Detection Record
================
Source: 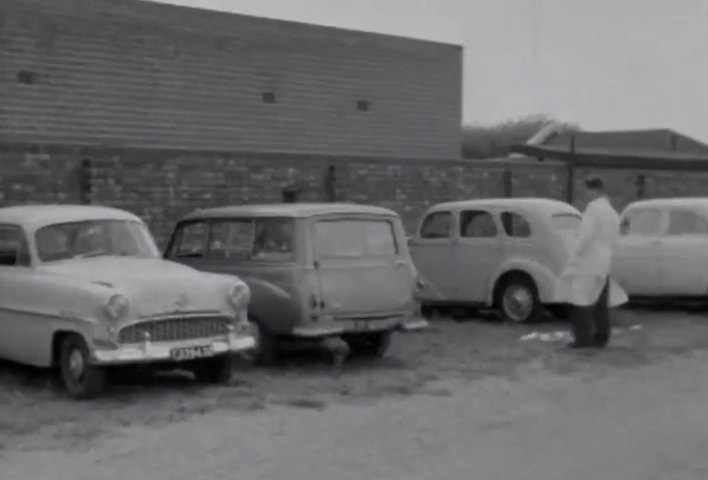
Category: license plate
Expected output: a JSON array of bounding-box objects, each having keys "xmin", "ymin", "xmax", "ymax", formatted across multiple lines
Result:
[{"xmin": 170, "ymin": 345, "xmax": 214, "ymax": 361}]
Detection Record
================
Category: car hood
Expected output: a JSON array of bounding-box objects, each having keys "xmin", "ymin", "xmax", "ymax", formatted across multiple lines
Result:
[{"xmin": 38, "ymin": 257, "xmax": 234, "ymax": 318}]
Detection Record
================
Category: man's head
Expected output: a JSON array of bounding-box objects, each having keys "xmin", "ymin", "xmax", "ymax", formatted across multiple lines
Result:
[{"xmin": 583, "ymin": 176, "xmax": 605, "ymax": 202}]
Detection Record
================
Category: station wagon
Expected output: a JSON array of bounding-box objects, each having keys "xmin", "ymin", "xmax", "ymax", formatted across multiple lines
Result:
[{"xmin": 165, "ymin": 203, "xmax": 428, "ymax": 364}]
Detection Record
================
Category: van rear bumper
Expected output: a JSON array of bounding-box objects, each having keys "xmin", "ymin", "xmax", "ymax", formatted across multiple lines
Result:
[{"xmin": 291, "ymin": 316, "xmax": 428, "ymax": 338}]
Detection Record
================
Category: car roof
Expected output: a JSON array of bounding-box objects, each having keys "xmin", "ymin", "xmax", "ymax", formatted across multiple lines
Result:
[
  {"xmin": 427, "ymin": 197, "xmax": 579, "ymax": 214},
  {"xmin": 180, "ymin": 203, "xmax": 399, "ymax": 220},
  {"xmin": 0, "ymin": 204, "xmax": 143, "ymax": 231},
  {"xmin": 624, "ymin": 197, "xmax": 708, "ymax": 211}
]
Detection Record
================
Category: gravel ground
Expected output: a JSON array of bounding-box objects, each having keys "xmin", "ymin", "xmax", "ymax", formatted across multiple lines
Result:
[{"xmin": 2, "ymin": 304, "xmax": 708, "ymax": 457}]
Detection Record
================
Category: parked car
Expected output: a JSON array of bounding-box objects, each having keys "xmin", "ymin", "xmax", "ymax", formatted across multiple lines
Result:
[
  {"xmin": 0, "ymin": 205, "xmax": 255, "ymax": 399},
  {"xmin": 409, "ymin": 198, "xmax": 582, "ymax": 323},
  {"xmin": 613, "ymin": 197, "xmax": 708, "ymax": 299},
  {"xmin": 165, "ymin": 203, "xmax": 428, "ymax": 364}
]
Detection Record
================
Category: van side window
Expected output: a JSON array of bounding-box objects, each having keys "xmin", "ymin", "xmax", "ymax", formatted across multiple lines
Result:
[
  {"xmin": 0, "ymin": 225, "xmax": 30, "ymax": 267},
  {"xmin": 421, "ymin": 212, "xmax": 452, "ymax": 239},
  {"xmin": 207, "ymin": 218, "xmax": 294, "ymax": 261},
  {"xmin": 620, "ymin": 209, "xmax": 662, "ymax": 236},
  {"xmin": 174, "ymin": 222, "xmax": 207, "ymax": 258},
  {"xmin": 460, "ymin": 210, "xmax": 497, "ymax": 238},
  {"xmin": 500, "ymin": 211, "xmax": 532, "ymax": 238},
  {"xmin": 208, "ymin": 220, "xmax": 254, "ymax": 258},
  {"xmin": 667, "ymin": 209, "xmax": 708, "ymax": 235}
]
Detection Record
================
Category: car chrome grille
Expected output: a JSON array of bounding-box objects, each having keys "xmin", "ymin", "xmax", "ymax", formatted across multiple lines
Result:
[{"xmin": 118, "ymin": 316, "xmax": 230, "ymax": 344}]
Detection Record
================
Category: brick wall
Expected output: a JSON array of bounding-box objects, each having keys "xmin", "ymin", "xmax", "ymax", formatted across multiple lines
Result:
[
  {"xmin": 3, "ymin": 145, "xmax": 708, "ymax": 248},
  {"xmin": 1, "ymin": 0, "xmax": 462, "ymax": 159}
]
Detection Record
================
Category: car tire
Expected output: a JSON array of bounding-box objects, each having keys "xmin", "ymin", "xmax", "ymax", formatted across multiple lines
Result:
[
  {"xmin": 497, "ymin": 273, "xmax": 541, "ymax": 324},
  {"xmin": 59, "ymin": 334, "xmax": 107, "ymax": 400},
  {"xmin": 242, "ymin": 319, "xmax": 277, "ymax": 366},
  {"xmin": 346, "ymin": 331, "xmax": 392, "ymax": 358},
  {"xmin": 193, "ymin": 355, "xmax": 232, "ymax": 384}
]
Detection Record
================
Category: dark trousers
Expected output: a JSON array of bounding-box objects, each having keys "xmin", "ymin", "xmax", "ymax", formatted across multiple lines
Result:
[{"xmin": 570, "ymin": 278, "xmax": 611, "ymax": 348}]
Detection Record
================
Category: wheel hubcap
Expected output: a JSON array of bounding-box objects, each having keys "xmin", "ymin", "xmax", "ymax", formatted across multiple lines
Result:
[
  {"xmin": 68, "ymin": 349, "xmax": 85, "ymax": 381},
  {"xmin": 502, "ymin": 285, "xmax": 533, "ymax": 322}
]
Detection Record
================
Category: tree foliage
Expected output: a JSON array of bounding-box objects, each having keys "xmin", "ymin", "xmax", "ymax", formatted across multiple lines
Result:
[{"xmin": 461, "ymin": 114, "xmax": 580, "ymax": 160}]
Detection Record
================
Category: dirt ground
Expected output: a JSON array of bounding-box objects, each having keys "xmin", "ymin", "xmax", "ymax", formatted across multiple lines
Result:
[{"xmin": 2, "ymin": 304, "xmax": 708, "ymax": 459}]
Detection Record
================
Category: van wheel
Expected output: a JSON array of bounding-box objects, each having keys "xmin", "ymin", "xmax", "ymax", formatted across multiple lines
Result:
[
  {"xmin": 193, "ymin": 355, "xmax": 232, "ymax": 384},
  {"xmin": 497, "ymin": 273, "xmax": 541, "ymax": 324},
  {"xmin": 59, "ymin": 334, "xmax": 107, "ymax": 399},
  {"xmin": 346, "ymin": 332, "xmax": 392, "ymax": 358},
  {"xmin": 242, "ymin": 320, "xmax": 277, "ymax": 366}
]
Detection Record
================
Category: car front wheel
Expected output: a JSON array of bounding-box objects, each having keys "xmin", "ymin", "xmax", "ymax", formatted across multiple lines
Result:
[
  {"xmin": 498, "ymin": 274, "xmax": 540, "ymax": 323},
  {"xmin": 59, "ymin": 334, "xmax": 107, "ymax": 399}
]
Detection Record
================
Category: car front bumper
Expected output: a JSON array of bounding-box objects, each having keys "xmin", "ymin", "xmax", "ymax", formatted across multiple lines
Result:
[
  {"xmin": 90, "ymin": 333, "xmax": 256, "ymax": 365},
  {"xmin": 291, "ymin": 316, "xmax": 428, "ymax": 338}
]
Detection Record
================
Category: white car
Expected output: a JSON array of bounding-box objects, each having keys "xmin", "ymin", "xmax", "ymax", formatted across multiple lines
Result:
[
  {"xmin": 0, "ymin": 205, "xmax": 256, "ymax": 399},
  {"xmin": 613, "ymin": 197, "xmax": 708, "ymax": 299},
  {"xmin": 409, "ymin": 198, "xmax": 582, "ymax": 323}
]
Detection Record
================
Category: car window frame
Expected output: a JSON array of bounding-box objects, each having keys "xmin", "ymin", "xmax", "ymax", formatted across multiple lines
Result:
[
  {"xmin": 666, "ymin": 207, "xmax": 708, "ymax": 237},
  {"xmin": 170, "ymin": 220, "xmax": 209, "ymax": 259},
  {"xmin": 420, "ymin": 211, "xmax": 453, "ymax": 240},
  {"xmin": 620, "ymin": 207, "xmax": 665, "ymax": 238},
  {"xmin": 0, "ymin": 223, "xmax": 32, "ymax": 267},
  {"xmin": 499, "ymin": 210, "xmax": 533, "ymax": 239},
  {"xmin": 459, "ymin": 209, "xmax": 498, "ymax": 239}
]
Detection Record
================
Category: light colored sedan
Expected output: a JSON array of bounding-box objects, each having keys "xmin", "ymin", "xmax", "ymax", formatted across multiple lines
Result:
[
  {"xmin": 613, "ymin": 197, "xmax": 708, "ymax": 299},
  {"xmin": 409, "ymin": 198, "xmax": 582, "ymax": 323},
  {"xmin": 0, "ymin": 205, "xmax": 255, "ymax": 399}
]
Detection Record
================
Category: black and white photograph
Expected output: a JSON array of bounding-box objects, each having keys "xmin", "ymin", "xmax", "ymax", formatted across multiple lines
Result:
[{"xmin": 1, "ymin": 0, "xmax": 708, "ymax": 478}]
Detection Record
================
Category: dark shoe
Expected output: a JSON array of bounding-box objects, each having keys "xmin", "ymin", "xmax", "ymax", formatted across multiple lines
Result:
[{"xmin": 592, "ymin": 335, "xmax": 609, "ymax": 348}]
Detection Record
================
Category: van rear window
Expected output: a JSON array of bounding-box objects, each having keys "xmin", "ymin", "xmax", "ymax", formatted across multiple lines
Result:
[
  {"xmin": 551, "ymin": 213, "xmax": 582, "ymax": 231},
  {"xmin": 314, "ymin": 219, "xmax": 398, "ymax": 258}
]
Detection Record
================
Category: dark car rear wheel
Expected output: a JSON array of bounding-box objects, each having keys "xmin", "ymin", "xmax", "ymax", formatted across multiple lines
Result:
[
  {"xmin": 346, "ymin": 331, "xmax": 393, "ymax": 358},
  {"xmin": 497, "ymin": 273, "xmax": 541, "ymax": 324},
  {"xmin": 192, "ymin": 355, "xmax": 232, "ymax": 384},
  {"xmin": 59, "ymin": 334, "xmax": 107, "ymax": 399}
]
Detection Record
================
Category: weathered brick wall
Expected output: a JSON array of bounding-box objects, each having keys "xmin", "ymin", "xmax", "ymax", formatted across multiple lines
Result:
[
  {"xmin": 1, "ymin": 0, "xmax": 462, "ymax": 158},
  {"xmin": 4, "ymin": 145, "xmax": 708, "ymax": 248}
]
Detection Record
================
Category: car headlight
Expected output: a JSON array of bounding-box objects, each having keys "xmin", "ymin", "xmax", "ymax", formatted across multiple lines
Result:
[
  {"xmin": 229, "ymin": 283, "xmax": 251, "ymax": 310},
  {"xmin": 104, "ymin": 294, "xmax": 130, "ymax": 321}
]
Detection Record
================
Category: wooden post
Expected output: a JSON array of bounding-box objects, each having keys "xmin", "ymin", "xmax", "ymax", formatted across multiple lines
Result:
[
  {"xmin": 503, "ymin": 164, "xmax": 512, "ymax": 198},
  {"xmin": 566, "ymin": 134, "xmax": 576, "ymax": 204}
]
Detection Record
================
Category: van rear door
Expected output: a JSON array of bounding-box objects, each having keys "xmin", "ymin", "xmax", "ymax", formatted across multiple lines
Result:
[{"xmin": 310, "ymin": 214, "xmax": 415, "ymax": 319}]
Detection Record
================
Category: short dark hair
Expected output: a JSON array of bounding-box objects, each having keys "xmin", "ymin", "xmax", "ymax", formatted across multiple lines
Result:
[{"xmin": 584, "ymin": 176, "xmax": 604, "ymax": 190}]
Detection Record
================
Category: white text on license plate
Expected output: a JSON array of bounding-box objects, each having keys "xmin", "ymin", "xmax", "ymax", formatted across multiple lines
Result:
[{"xmin": 170, "ymin": 345, "xmax": 214, "ymax": 361}]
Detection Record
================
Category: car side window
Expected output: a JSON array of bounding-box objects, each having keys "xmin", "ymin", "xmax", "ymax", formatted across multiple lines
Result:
[
  {"xmin": 460, "ymin": 210, "xmax": 497, "ymax": 238},
  {"xmin": 208, "ymin": 220, "xmax": 256, "ymax": 258},
  {"xmin": 667, "ymin": 209, "xmax": 708, "ymax": 236},
  {"xmin": 500, "ymin": 211, "xmax": 532, "ymax": 238},
  {"xmin": 421, "ymin": 212, "xmax": 452, "ymax": 239},
  {"xmin": 620, "ymin": 209, "xmax": 663, "ymax": 237},
  {"xmin": 174, "ymin": 222, "xmax": 207, "ymax": 257},
  {"xmin": 0, "ymin": 225, "xmax": 30, "ymax": 267}
]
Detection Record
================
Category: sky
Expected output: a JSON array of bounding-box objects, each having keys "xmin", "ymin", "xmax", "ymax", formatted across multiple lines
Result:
[{"xmin": 157, "ymin": 0, "xmax": 708, "ymax": 142}]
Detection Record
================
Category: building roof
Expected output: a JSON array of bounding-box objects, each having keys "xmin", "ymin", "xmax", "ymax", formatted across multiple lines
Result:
[
  {"xmin": 510, "ymin": 129, "xmax": 708, "ymax": 170},
  {"xmin": 0, "ymin": 204, "xmax": 142, "ymax": 230},
  {"xmin": 181, "ymin": 203, "xmax": 399, "ymax": 220}
]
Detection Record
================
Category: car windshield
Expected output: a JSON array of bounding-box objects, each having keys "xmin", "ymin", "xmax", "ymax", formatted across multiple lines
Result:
[
  {"xmin": 314, "ymin": 219, "xmax": 398, "ymax": 258},
  {"xmin": 35, "ymin": 220, "xmax": 160, "ymax": 263}
]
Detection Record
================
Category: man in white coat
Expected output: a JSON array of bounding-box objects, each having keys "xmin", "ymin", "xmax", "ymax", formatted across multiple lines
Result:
[{"xmin": 561, "ymin": 176, "xmax": 627, "ymax": 348}]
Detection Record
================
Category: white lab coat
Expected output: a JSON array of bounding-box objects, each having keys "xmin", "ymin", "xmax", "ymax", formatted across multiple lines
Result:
[{"xmin": 557, "ymin": 196, "xmax": 628, "ymax": 307}]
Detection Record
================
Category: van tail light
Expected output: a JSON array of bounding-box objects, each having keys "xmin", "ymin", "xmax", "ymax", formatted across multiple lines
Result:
[{"xmin": 310, "ymin": 293, "xmax": 325, "ymax": 320}]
